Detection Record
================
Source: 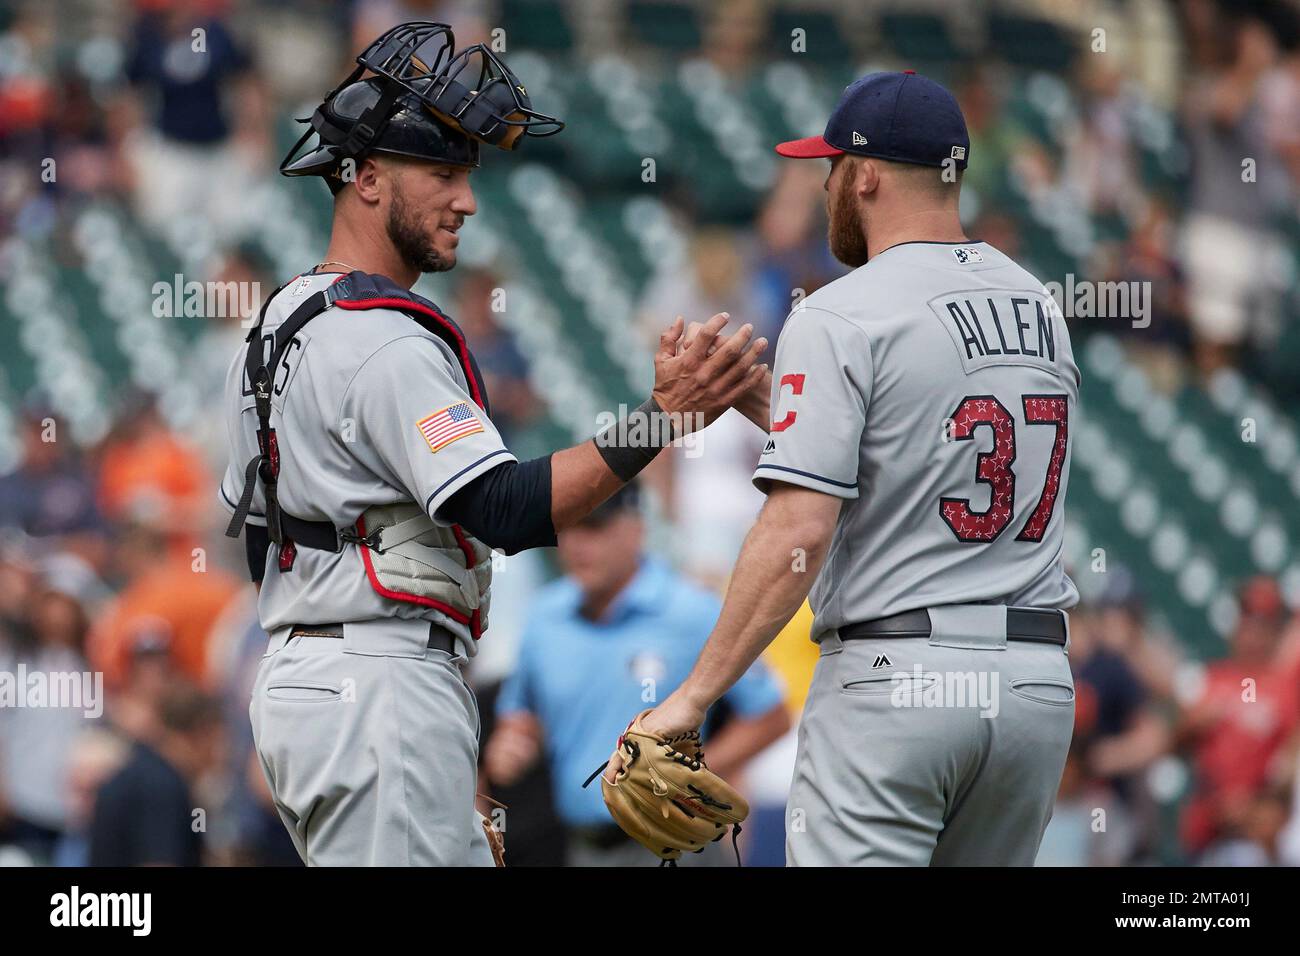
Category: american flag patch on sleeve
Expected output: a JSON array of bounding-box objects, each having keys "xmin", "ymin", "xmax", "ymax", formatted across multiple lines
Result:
[{"xmin": 417, "ymin": 402, "xmax": 485, "ymax": 452}]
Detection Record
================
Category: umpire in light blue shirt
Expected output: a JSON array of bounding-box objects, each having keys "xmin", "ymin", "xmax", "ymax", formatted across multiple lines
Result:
[{"xmin": 486, "ymin": 483, "xmax": 790, "ymax": 866}]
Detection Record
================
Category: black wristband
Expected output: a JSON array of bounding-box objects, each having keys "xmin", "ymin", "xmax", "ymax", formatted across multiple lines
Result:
[{"xmin": 594, "ymin": 397, "xmax": 675, "ymax": 482}]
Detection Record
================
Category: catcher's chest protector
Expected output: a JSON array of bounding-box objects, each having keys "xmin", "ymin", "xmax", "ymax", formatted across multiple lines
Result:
[{"xmin": 226, "ymin": 271, "xmax": 494, "ymax": 638}]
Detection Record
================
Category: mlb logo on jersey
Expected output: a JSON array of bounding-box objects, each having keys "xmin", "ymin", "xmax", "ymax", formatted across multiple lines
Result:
[
  {"xmin": 953, "ymin": 246, "xmax": 983, "ymax": 264},
  {"xmin": 417, "ymin": 402, "xmax": 484, "ymax": 452}
]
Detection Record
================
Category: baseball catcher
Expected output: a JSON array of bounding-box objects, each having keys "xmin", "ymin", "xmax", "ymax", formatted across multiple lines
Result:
[{"xmin": 220, "ymin": 21, "xmax": 770, "ymax": 866}]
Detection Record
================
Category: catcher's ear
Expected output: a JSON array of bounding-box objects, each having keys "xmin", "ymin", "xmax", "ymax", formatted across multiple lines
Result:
[{"xmin": 350, "ymin": 156, "xmax": 385, "ymax": 205}]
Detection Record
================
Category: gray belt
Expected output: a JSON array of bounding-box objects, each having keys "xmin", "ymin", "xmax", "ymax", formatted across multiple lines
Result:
[
  {"xmin": 288, "ymin": 622, "xmax": 457, "ymax": 654},
  {"xmin": 840, "ymin": 607, "xmax": 1067, "ymax": 646}
]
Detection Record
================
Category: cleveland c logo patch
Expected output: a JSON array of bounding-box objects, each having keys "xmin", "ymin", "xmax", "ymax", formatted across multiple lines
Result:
[
  {"xmin": 771, "ymin": 373, "xmax": 805, "ymax": 432},
  {"xmin": 417, "ymin": 402, "xmax": 484, "ymax": 452}
]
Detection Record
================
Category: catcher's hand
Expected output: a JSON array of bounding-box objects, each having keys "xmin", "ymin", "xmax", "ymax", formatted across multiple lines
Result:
[{"xmin": 592, "ymin": 709, "xmax": 749, "ymax": 863}]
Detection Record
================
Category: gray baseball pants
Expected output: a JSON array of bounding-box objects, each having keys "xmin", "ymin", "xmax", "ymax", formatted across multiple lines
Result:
[
  {"xmin": 786, "ymin": 606, "xmax": 1075, "ymax": 866},
  {"xmin": 249, "ymin": 618, "xmax": 494, "ymax": 866}
]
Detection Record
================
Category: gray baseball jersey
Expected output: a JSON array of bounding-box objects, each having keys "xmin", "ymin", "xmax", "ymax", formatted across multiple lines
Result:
[
  {"xmin": 753, "ymin": 240, "xmax": 1079, "ymax": 640},
  {"xmin": 218, "ymin": 272, "xmax": 515, "ymax": 649}
]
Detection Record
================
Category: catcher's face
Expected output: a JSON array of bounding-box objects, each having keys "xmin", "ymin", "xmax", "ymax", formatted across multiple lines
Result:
[{"xmin": 381, "ymin": 157, "xmax": 477, "ymax": 274}]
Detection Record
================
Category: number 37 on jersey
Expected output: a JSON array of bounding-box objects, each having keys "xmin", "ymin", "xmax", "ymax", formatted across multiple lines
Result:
[{"xmin": 939, "ymin": 393, "xmax": 1069, "ymax": 544}]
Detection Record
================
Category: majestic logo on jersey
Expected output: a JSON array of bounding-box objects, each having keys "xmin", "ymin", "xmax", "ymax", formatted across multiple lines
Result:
[
  {"xmin": 851, "ymin": 131, "xmax": 868, "ymax": 146},
  {"xmin": 762, "ymin": 438, "xmax": 776, "ymax": 455},
  {"xmin": 871, "ymin": 654, "xmax": 893, "ymax": 669},
  {"xmin": 417, "ymin": 402, "xmax": 484, "ymax": 452},
  {"xmin": 771, "ymin": 373, "xmax": 805, "ymax": 432},
  {"xmin": 952, "ymin": 246, "xmax": 983, "ymax": 264}
]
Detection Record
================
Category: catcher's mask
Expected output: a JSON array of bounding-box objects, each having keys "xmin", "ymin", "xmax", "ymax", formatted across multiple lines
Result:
[{"xmin": 280, "ymin": 21, "xmax": 563, "ymax": 183}]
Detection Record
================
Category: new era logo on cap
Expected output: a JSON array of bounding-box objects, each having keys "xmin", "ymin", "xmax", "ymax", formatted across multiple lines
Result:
[{"xmin": 852, "ymin": 131, "xmax": 868, "ymax": 146}]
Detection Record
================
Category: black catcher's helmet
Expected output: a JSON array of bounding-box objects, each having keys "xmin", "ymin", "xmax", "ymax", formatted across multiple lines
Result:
[
  {"xmin": 280, "ymin": 21, "xmax": 563, "ymax": 185},
  {"xmin": 281, "ymin": 77, "xmax": 481, "ymax": 184}
]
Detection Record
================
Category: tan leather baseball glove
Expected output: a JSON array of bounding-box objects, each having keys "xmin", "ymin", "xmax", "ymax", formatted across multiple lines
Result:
[{"xmin": 598, "ymin": 710, "xmax": 749, "ymax": 864}]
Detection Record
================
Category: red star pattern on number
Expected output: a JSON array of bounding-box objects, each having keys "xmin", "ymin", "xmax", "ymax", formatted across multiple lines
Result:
[
  {"xmin": 1016, "ymin": 396, "xmax": 1069, "ymax": 542},
  {"xmin": 941, "ymin": 397, "xmax": 1015, "ymax": 542}
]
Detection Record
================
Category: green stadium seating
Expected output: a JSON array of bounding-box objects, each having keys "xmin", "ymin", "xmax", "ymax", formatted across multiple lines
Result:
[
  {"xmin": 987, "ymin": 13, "xmax": 1078, "ymax": 72},
  {"xmin": 880, "ymin": 12, "xmax": 962, "ymax": 65},
  {"xmin": 501, "ymin": 0, "xmax": 575, "ymax": 52},
  {"xmin": 625, "ymin": 1, "xmax": 702, "ymax": 52},
  {"xmin": 769, "ymin": 9, "xmax": 856, "ymax": 65}
]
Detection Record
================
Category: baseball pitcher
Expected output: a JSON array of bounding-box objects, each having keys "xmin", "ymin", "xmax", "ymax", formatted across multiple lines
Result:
[
  {"xmin": 603, "ymin": 71, "xmax": 1079, "ymax": 866},
  {"xmin": 219, "ymin": 22, "xmax": 768, "ymax": 866}
]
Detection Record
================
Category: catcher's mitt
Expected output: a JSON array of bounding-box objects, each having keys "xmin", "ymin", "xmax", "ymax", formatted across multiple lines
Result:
[{"xmin": 592, "ymin": 710, "xmax": 748, "ymax": 864}]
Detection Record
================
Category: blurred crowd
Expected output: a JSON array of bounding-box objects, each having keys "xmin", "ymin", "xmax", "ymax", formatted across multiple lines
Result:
[
  {"xmin": 1038, "ymin": 572, "xmax": 1300, "ymax": 865},
  {"xmin": 1, "ymin": 0, "xmax": 1299, "ymax": 865}
]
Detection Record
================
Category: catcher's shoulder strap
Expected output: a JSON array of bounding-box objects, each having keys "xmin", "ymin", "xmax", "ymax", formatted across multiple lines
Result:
[
  {"xmin": 327, "ymin": 271, "xmax": 491, "ymax": 416},
  {"xmin": 223, "ymin": 270, "xmax": 491, "ymax": 550}
]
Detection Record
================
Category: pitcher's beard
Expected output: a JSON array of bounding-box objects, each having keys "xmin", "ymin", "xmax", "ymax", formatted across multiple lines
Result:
[
  {"xmin": 388, "ymin": 185, "xmax": 455, "ymax": 274},
  {"xmin": 827, "ymin": 172, "xmax": 869, "ymax": 268}
]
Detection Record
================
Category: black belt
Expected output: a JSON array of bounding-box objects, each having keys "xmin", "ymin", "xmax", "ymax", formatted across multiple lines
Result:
[
  {"xmin": 281, "ymin": 512, "xmax": 348, "ymax": 552},
  {"xmin": 840, "ymin": 607, "xmax": 1066, "ymax": 646},
  {"xmin": 288, "ymin": 622, "xmax": 457, "ymax": 654}
]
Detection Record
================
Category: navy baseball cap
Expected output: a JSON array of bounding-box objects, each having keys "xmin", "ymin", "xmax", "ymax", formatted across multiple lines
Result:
[{"xmin": 776, "ymin": 71, "xmax": 969, "ymax": 170}]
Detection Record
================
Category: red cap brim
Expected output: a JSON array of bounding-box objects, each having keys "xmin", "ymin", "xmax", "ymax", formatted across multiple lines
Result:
[{"xmin": 774, "ymin": 135, "xmax": 843, "ymax": 158}]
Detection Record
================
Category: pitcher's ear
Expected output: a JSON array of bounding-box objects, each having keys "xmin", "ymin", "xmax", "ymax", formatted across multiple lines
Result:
[{"xmin": 857, "ymin": 157, "xmax": 881, "ymax": 198}]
